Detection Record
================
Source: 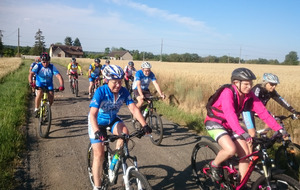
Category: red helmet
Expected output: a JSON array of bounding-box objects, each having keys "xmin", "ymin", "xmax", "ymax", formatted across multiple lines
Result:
[{"xmin": 40, "ymin": 52, "xmax": 50, "ymax": 61}]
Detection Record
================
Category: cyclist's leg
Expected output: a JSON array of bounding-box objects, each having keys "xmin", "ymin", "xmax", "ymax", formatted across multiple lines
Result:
[
  {"xmin": 134, "ymin": 89, "xmax": 144, "ymax": 109},
  {"xmin": 35, "ymin": 81, "xmax": 44, "ymax": 110},
  {"xmin": 47, "ymin": 85, "xmax": 54, "ymax": 106},
  {"xmin": 89, "ymin": 77, "xmax": 95, "ymax": 96},
  {"xmin": 234, "ymin": 138, "xmax": 250, "ymax": 181},
  {"xmin": 111, "ymin": 119, "xmax": 129, "ymax": 149}
]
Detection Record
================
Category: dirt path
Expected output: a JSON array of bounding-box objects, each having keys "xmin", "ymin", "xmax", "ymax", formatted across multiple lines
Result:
[{"xmin": 20, "ymin": 63, "xmax": 201, "ymax": 190}]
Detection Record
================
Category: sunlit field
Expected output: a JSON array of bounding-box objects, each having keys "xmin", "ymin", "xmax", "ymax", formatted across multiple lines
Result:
[{"xmin": 0, "ymin": 58, "xmax": 22, "ymax": 80}]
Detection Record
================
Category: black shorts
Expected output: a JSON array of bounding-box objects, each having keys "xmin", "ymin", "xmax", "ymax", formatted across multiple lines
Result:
[{"xmin": 133, "ymin": 89, "xmax": 152, "ymax": 99}]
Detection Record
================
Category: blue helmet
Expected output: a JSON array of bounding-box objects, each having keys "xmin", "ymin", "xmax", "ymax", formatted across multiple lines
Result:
[{"xmin": 103, "ymin": 65, "xmax": 124, "ymax": 80}]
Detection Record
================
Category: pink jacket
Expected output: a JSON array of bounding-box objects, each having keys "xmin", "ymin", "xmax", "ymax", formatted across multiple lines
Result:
[{"xmin": 205, "ymin": 84, "xmax": 282, "ymax": 135}]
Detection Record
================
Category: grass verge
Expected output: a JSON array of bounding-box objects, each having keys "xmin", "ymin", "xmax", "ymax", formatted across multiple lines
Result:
[{"xmin": 0, "ymin": 60, "xmax": 30, "ymax": 189}]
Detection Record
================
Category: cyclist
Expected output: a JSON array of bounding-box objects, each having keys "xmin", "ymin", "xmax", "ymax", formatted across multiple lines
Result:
[
  {"xmin": 88, "ymin": 58, "xmax": 102, "ymax": 99},
  {"xmin": 28, "ymin": 52, "xmax": 64, "ymax": 117},
  {"xmin": 101, "ymin": 59, "xmax": 110, "ymax": 85},
  {"xmin": 67, "ymin": 58, "xmax": 83, "ymax": 87},
  {"xmin": 132, "ymin": 61, "xmax": 166, "ymax": 109},
  {"xmin": 29, "ymin": 57, "xmax": 40, "ymax": 96},
  {"xmin": 123, "ymin": 61, "xmax": 136, "ymax": 91},
  {"xmin": 205, "ymin": 68, "xmax": 286, "ymax": 182},
  {"xmin": 88, "ymin": 64, "xmax": 152, "ymax": 190},
  {"xmin": 243, "ymin": 73, "xmax": 300, "ymax": 137}
]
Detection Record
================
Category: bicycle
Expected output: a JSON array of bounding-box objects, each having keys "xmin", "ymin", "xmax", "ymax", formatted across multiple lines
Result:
[
  {"xmin": 69, "ymin": 73, "xmax": 80, "ymax": 97},
  {"xmin": 37, "ymin": 87, "xmax": 59, "ymax": 138},
  {"xmin": 91, "ymin": 76, "xmax": 102, "ymax": 98},
  {"xmin": 125, "ymin": 76, "xmax": 134, "ymax": 98},
  {"xmin": 191, "ymin": 132, "xmax": 300, "ymax": 189},
  {"xmin": 131, "ymin": 96, "xmax": 164, "ymax": 146},
  {"xmin": 87, "ymin": 128, "xmax": 152, "ymax": 190}
]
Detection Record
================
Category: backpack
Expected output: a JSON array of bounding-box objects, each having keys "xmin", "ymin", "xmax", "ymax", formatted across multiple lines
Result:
[{"xmin": 206, "ymin": 84, "xmax": 238, "ymax": 122}]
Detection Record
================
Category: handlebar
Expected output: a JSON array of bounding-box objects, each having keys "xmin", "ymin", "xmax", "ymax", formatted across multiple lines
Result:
[
  {"xmin": 143, "ymin": 96, "xmax": 161, "ymax": 101},
  {"xmin": 274, "ymin": 114, "xmax": 298, "ymax": 121},
  {"xmin": 252, "ymin": 131, "xmax": 283, "ymax": 150}
]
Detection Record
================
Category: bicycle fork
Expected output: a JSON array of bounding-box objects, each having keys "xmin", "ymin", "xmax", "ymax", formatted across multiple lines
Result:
[{"xmin": 123, "ymin": 156, "xmax": 143, "ymax": 190}]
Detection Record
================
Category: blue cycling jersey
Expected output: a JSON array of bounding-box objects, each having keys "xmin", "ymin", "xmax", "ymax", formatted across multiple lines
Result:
[
  {"xmin": 31, "ymin": 63, "xmax": 59, "ymax": 89},
  {"xmin": 89, "ymin": 84, "xmax": 134, "ymax": 125},
  {"xmin": 30, "ymin": 62, "xmax": 39, "ymax": 69},
  {"xmin": 89, "ymin": 64, "xmax": 101, "ymax": 78},
  {"xmin": 132, "ymin": 70, "xmax": 156, "ymax": 90}
]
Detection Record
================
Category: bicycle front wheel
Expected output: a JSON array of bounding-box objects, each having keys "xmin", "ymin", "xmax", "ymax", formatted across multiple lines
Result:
[
  {"xmin": 127, "ymin": 170, "xmax": 152, "ymax": 190},
  {"xmin": 191, "ymin": 140, "xmax": 221, "ymax": 190},
  {"xmin": 147, "ymin": 112, "xmax": 163, "ymax": 146},
  {"xmin": 75, "ymin": 80, "xmax": 79, "ymax": 97},
  {"xmin": 275, "ymin": 143, "xmax": 300, "ymax": 181},
  {"xmin": 251, "ymin": 173, "xmax": 300, "ymax": 189},
  {"xmin": 38, "ymin": 104, "xmax": 51, "ymax": 138}
]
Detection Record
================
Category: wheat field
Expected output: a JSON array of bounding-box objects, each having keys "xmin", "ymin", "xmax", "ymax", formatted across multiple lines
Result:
[{"xmin": 0, "ymin": 58, "xmax": 22, "ymax": 80}]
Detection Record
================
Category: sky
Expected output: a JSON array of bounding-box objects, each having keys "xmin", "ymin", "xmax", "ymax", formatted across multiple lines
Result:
[{"xmin": 1, "ymin": 0, "xmax": 300, "ymax": 62}]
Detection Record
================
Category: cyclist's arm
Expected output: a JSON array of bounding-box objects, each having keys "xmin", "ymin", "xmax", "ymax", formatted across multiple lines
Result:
[
  {"xmin": 28, "ymin": 71, "xmax": 35, "ymax": 84},
  {"xmin": 89, "ymin": 107, "xmax": 100, "ymax": 133},
  {"xmin": 272, "ymin": 90, "xmax": 296, "ymax": 113},
  {"xmin": 152, "ymin": 80, "xmax": 165, "ymax": 99},
  {"xmin": 128, "ymin": 103, "xmax": 147, "ymax": 126},
  {"xmin": 67, "ymin": 63, "xmax": 71, "ymax": 75},
  {"xmin": 55, "ymin": 73, "xmax": 64, "ymax": 88},
  {"xmin": 77, "ymin": 64, "xmax": 83, "ymax": 74}
]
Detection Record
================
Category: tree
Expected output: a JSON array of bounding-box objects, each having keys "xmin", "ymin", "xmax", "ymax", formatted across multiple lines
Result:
[
  {"xmin": 73, "ymin": 37, "xmax": 81, "ymax": 46},
  {"xmin": 283, "ymin": 51, "xmax": 299, "ymax": 65},
  {"xmin": 104, "ymin": 47, "xmax": 110, "ymax": 55},
  {"xmin": 31, "ymin": 29, "xmax": 46, "ymax": 55},
  {"xmin": 64, "ymin": 36, "xmax": 73, "ymax": 46}
]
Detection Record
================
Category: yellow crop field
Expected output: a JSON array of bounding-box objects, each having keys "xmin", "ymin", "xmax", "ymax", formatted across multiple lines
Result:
[{"xmin": 0, "ymin": 58, "xmax": 22, "ymax": 80}]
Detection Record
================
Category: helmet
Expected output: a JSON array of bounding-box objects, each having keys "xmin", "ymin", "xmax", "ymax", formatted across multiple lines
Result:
[
  {"xmin": 94, "ymin": 58, "xmax": 100, "ymax": 63},
  {"xmin": 128, "ymin": 61, "xmax": 134, "ymax": 66},
  {"xmin": 105, "ymin": 59, "xmax": 110, "ymax": 64},
  {"xmin": 231, "ymin": 68, "xmax": 256, "ymax": 82},
  {"xmin": 71, "ymin": 57, "xmax": 76, "ymax": 62},
  {"xmin": 263, "ymin": 73, "xmax": 280, "ymax": 84},
  {"xmin": 141, "ymin": 61, "xmax": 151, "ymax": 69},
  {"xmin": 40, "ymin": 52, "xmax": 50, "ymax": 62},
  {"xmin": 102, "ymin": 65, "xmax": 124, "ymax": 80}
]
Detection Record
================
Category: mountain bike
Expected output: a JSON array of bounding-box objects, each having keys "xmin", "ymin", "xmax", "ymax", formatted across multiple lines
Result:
[
  {"xmin": 91, "ymin": 76, "xmax": 102, "ymax": 98},
  {"xmin": 131, "ymin": 96, "xmax": 164, "ymax": 146},
  {"xmin": 87, "ymin": 129, "xmax": 152, "ymax": 190},
  {"xmin": 37, "ymin": 87, "xmax": 58, "ymax": 138},
  {"xmin": 191, "ymin": 132, "xmax": 300, "ymax": 189},
  {"xmin": 69, "ymin": 73, "xmax": 80, "ymax": 97}
]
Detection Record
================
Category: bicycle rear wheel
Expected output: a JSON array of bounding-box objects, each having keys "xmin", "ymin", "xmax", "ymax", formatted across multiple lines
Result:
[
  {"xmin": 251, "ymin": 173, "xmax": 300, "ymax": 189},
  {"xmin": 38, "ymin": 104, "xmax": 51, "ymax": 138},
  {"xmin": 127, "ymin": 170, "xmax": 152, "ymax": 190},
  {"xmin": 191, "ymin": 140, "xmax": 221, "ymax": 190},
  {"xmin": 275, "ymin": 143, "xmax": 300, "ymax": 181},
  {"xmin": 147, "ymin": 111, "xmax": 163, "ymax": 146},
  {"xmin": 75, "ymin": 80, "xmax": 79, "ymax": 97}
]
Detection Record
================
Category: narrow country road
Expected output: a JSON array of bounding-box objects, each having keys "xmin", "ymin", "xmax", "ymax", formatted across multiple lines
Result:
[{"xmin": 21, "ymin": 63, "xmax": 202, "ymax": 190}]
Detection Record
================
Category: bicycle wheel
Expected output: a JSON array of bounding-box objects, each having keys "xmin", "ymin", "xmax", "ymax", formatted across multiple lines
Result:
[
  {"xmin": 70, "ymin": 80, "xmax": 74, "ymax": 94},
  {"xmin": 191, "ymin": 140, "xmax": 221, "ymax": 190},
  {"xmin": 38, "ymin": 104, "xmax": 51, "ymax": 138},
  {"xmin": 147, "ymin": 111, "xmax": 163, "ymax": 146},
  {"xmin": 127, "ymin": 170, "xmax": 152, "ymax": 190},
  {"xmin": 75, "ymin": 80, "xmax": 79, "ymax": 97},
  {"xmin": 275, "ymin": 143, "xmax": 300, "ymax": 181},
  {"xmin": 251, "ymin": 173, "xmax": 300, "ymax": 189}
]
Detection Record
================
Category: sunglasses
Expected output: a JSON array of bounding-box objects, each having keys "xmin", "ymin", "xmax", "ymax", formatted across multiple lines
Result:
[{"xmin": 269, "ymin": 83, "xmax": 277, "ymax": 87}]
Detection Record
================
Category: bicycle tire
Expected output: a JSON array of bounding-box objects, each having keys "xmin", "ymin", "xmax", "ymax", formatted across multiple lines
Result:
[
  {"xmin": 70, "ymin": 80, "xmax": 74, "ymax": 94},
  {"xmin": 75, "ymin": 80, "xmax": 79, "ymax": 97},
  {"xmin": 38, "ymin": 104, "xmax": 51, "ymax": 138},
  {"xmin": 147, "ymin": 111, "xmax": 163, "ymax": 146},
  {"xmin": 275, "ymin": 143, "xmax": 300, "ymax": 181},
  {"xmin": 251, "ymin": 173, "xmax": 300, "ymax": 189},
  {"xmin": 127, "ymin": 170, "xmax": 152, "ymax": 190},
  {"xmin": 191, "ymin": 140, "xmax": 221, "ymax": 190}
]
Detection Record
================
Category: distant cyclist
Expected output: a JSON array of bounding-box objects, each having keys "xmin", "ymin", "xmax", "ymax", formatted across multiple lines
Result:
[
  {"xmin": 243, "ymin": 73, "xmax": 300, "ymax": 137},
  {"xmin": 101, "ymin": 59, "xmax": 110, "ymax": 85},
  {"xmin": 132, "ymin": 61, "xmax": 166, "ymax": 109},
  {"xmin": 88, "ymin": 64, "xmax": 151, "ymax": 190},
  {"xmin": 29, "ymin": 57, "xmax": 40, "ymax": 96},
  {"xmin": 88, "ymin": 58, "xmax": 102, "ymax": 99},
  {"xmin": 28, "ymin": 52, "xmax": 64, "ymax": 117},
  {"xmin": 123, "ymin": 61, "xmax": 136, "ymax": 91},
  {"xmin": 67, "ymin": 57, "xmax": 83, "ymax": 85}
]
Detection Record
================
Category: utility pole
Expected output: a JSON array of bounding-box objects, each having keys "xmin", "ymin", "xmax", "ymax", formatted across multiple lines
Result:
[
  {"xmin": 17, "ymin": 28, "xmax": 20, "ymax": 57},
  {"xmin": 160, "ymin": 38, "xmax": 163, "ymax": 62}
]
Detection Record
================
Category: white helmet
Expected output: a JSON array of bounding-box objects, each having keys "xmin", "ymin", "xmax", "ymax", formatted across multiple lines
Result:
[
  {"xmin": 102, "ymin": 65, "xmax": 124, "ymax": 80},
  {"xmin": 263, "ymin": 73, "xmax": 280, "ymax": 84},
  {"xmin": 141, "ymin": 61, "xmax": 152, "ymax": 69}
]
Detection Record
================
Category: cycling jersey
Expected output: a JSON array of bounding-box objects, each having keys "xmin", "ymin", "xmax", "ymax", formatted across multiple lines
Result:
[
  {"xmin": 89, "ymin": 84, "xmax": 134, "ymax": 126},
  {"xmin": 31, "ymin": 63, "xmax": 60, "ymax": 90},
  {"xmin": 67, "ymin": 62, "xmax": 82, "ymax": 73},
  {"xmin": 205, "ymin": 84, "xmax": 282, "ymax": 136},
  {"xmin": 30, "ymin": 61, "xmax": 38, "ymax": 69},
  {"xmin": 89, "ymin": 63, "xmax": 101, "ymax": 78},
  {"xmin": 132, "ymin": 70, "xmax": 156, "ymax": 90},
  {"xmin": 124, "ymin": 65, "xmax": 136, "ymax": 79}
]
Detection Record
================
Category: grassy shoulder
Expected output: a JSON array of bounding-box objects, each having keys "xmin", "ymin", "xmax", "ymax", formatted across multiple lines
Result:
[{"xmin": 0, "ymin": 60, "xmax": 30, "ymax": 189}]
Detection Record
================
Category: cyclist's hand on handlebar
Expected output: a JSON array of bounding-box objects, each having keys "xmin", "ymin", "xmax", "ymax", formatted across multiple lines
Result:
[
  {"xmin": 142, "ymin": 124, "xmax": 152, "ymax": 134},
  {"xmin": 279, "ymin": 128, "xmax": 289, "ymax": 138},
  {"xmin": 30, "ymin": 82, "xmax": 36, "ymax": 88},
  {"xmin": 241, "ymin": 132, "xmax": 252, "ymax": 143},
  {"xmin": 58, "ymin": 86, "xmax": 64, "ymax": 91},
  {"xmin": 160, "ymin": 93, "xmax": 166, "ymax": 99},
  {"xmin": 94, "ymin": 128, "xmax": 107, "ymax": 141}
]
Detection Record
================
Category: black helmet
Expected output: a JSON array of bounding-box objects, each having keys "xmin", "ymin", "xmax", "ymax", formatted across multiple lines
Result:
[
  {"xmin": 94, "ymin": 58, "xmax": 100, "ymax": 63},
  {"xmin": 231, "ymin": 68, "xmax": 256, "ymax": 82},
  {"xmin": 128, "ymin": 61, "xmax": 134, "ymax": 66},
  {"xmin": 71, "ymin": 57, "xmax": 76, "ymax": 62},
  {"xmin": 105, "ymin": 59, "xmax": 110, "ymax": 64},
  {"xmin": 40, "ymin": 52, "xmax": 50, "ymax": 62}
]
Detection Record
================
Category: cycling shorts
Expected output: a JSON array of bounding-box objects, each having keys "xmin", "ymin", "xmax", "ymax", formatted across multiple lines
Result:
[
  {"xmin": 205, "ymin": 121, "xmax": 240, "ymax": 142},
  {"xmin": 89, "ymin": 75, "xmax": 99, "ymax": 82},
  {"xmin": 133, "ymin": 89, "xmax": 152, "ymax": 99},
  {"xmin": 36, "ymin": 81, "xmax": 54, "ymax": 91},
  {"xmin": 88, "ymin": 115, "xmax": 122, "ymax": 144}
]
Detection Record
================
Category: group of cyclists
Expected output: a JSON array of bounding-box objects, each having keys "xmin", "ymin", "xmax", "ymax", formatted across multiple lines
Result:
[{"xmin": 28, "ymin": 52, "xmax": 299, "ymax": 189}]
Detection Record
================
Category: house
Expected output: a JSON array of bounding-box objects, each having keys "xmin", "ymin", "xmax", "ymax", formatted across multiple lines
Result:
[
  {"xmin": 49, "ymin": 44, "xmax": 84, "ymax": 58},
  {"xmin": 108, "ymin": 51, "xmax": 133, "ymax": 60}
]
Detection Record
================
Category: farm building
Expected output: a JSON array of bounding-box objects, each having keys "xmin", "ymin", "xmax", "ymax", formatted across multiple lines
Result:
[
  {"xmin": 108, "ymin": 51, "xmax": 133, "ymax": 60},
  {"xmin": 49, "ymin": 44, "xmax": 84, "ymax": 58}
]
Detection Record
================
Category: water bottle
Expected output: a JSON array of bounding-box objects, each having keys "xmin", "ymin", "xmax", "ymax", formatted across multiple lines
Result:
[
  {"xmin": 143, "ymin": 108, "xmax": 148, "ymax": 117},
  {"xmin": 109, "ymin": 153, "xmax": 119, "ymax": 170}
]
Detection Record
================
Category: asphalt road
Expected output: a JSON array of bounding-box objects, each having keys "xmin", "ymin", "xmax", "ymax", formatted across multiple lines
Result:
[{"xmin": 21, "ymin": 63, "xmax": 203, "ymax": 190}]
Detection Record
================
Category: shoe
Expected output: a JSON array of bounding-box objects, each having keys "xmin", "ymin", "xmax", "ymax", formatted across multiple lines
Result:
[
  {"xmin": 34, "ymin": 109, "xmax": 39, "ymax": 118},
  {"xmin": 209, "ymin": 161, "xmax": 223, "ymax": 182}
]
